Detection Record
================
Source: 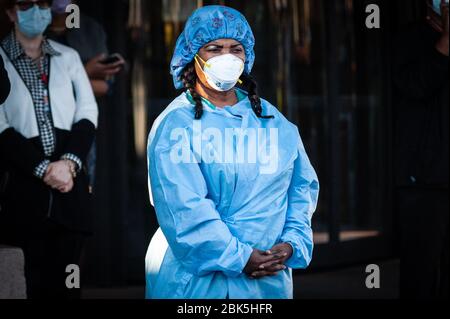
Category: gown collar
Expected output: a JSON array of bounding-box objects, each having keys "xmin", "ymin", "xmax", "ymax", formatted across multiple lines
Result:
[{"xmin": 185, "ymin": 88, "xmax": 248, "ymax": 111}]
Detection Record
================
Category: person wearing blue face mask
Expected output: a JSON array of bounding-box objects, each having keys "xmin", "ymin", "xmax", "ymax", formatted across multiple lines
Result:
[
  {"xmin": 46, "ymin": 0, "xmax": 125, "ymax": 192},
  {"xmin": 145, "ymin": 5, "xmax": 319, "ymax": 299},
  {"xmin": 393, "ymin": 0, "xmax": 449, "ymax": 299},
  {"xmin": 15, "ymin": 0, "xmax": 53, "ymax": 38},
  {"xmin": 0, "ymin": 0, "xmax": 98, "ymax": 299}
]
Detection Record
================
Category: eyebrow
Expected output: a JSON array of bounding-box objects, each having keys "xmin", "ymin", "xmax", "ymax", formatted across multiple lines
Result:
[{"xmin": 204, "ymin": 43, "xmax": 244, "ymax": 48}]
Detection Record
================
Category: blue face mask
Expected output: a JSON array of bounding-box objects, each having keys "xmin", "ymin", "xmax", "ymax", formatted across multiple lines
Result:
[
  {"xmin": 433, "ymin": 0, "xmax": 449, "ymax": 15},
  {"xmin": 17, "ymin": 6, "xmax": 52, "ymax": 38}
]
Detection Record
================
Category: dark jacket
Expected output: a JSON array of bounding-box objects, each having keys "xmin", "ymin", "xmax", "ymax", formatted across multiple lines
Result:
[
  {"xmin": 0, "ymin": 130, "xmax": 94, "ymax": 235},
  {"xmin": 0, "ymin": 56, "xmax": 9, "ymax": 104},
  {"xmin": 393, "ymin": 22, "xmax": 449, "ymax": 188}
]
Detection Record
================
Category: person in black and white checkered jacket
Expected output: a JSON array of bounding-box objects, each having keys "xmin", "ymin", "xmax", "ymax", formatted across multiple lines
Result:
[{"xmin": 0, "ymin": 0, "xmax": 98, "ymax": 299}]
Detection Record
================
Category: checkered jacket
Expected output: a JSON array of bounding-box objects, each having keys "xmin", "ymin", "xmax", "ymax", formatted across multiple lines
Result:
[{"xmin": 0, "ymin": 32, "xmax": 98, "ymax": 178}]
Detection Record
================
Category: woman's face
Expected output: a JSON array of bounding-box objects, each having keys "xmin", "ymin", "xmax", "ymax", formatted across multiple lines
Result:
[
  {"xmin": 7, "ymin": 0, "xmax": 51, "ymax": 23},
  {"xmin": 195, "ymin": 38, "xmax": 246, "ymax": 91}
]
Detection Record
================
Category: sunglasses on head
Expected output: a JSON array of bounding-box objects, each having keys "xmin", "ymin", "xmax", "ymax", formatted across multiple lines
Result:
[{"xmin": 15, "ymin": 0, "xmax": 51, "ymax": 11}]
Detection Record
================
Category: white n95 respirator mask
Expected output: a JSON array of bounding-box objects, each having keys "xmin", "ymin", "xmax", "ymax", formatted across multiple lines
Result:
[{"xmin": 195, "ymin": 54, "xmax": 245, "ymax": 92}]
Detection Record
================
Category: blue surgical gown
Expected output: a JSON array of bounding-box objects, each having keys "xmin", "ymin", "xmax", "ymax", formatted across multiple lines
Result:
[{"xmin": 145, "ymin": 91, "xmax": 319, "ymax": 299}]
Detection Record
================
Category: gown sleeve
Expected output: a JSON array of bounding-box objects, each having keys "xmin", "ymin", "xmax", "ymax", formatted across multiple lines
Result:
[
  {"xmin": 280, "ymin": 133, "xmax": 319, "ymax": 269},
  {"xmin": 148, "ymin": 114, "xmax": 253, "ymax": 277}
]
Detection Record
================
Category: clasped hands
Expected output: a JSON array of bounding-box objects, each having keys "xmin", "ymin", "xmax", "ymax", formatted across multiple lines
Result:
[
  {"xmin": 43, "ymin": 160, "xmax": 75, "ymax": 194},
  {"xmin": 243, "ymin": 243, "xmax": 293, "ymax": 279}
]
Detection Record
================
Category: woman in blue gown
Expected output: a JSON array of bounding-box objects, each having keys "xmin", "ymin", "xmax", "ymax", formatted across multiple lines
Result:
[{"xmin": 145, "ymin": 5, "xmax": 319, "ymax": 299}]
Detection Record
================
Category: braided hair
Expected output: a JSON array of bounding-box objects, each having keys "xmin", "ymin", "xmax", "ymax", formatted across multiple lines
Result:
[
  {"xmin": 240, "ymin": 73, "xmax": 274, "ymax": 119},
  {"xmin": 181, "ymin": 62, "xmax": 204, "ymax": 120},
  {"xmin": 180, "ymin": 62, "xmax": 274, "ymax": 120}
]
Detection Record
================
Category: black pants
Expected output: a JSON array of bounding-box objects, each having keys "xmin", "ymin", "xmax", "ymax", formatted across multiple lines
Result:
[
  {"xmin": 0, "ymin": 219, "xmax": 86, "ymax": 299},
  {"xmin": 397, "ymin": 187, "xmax": 449, "ymax": 299}
]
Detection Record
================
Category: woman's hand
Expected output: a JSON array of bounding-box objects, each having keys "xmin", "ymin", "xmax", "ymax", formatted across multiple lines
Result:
[
  {"xmin": 57, "ymin": 177, "xmax": 74, "ymax": 194},
  {"xmin": 248, "ymin": 243, "xmax": 294, "ymax": 279},
  {"xmin": 43, "ymin": 161, "xmax": 74, "ymax": 193},
  {"xmin": 244, "ymin": 249, "xmax": 283, "ymax": 278}
]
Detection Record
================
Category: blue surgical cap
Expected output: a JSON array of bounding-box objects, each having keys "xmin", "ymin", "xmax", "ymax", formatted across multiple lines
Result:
[{"xmin": 170, "ymin": 5, "xmax": 256, "ymax": 90}]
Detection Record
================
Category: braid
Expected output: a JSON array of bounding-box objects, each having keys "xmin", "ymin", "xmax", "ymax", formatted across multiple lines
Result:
[
  {"xmin": 240, "ymin": 73, "xmax": 274, "ymax": 119},
  {"xmin": 181, "ymin": 62, "xmax": 204, "ymax": 120}
]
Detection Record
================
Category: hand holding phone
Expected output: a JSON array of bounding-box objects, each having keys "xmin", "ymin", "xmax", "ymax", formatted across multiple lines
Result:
[
  {"xmin": 100, "ymin": 53, "xmax": 123, "ymax": 65},
  {"xmin": 85, "ymin": 53, "xmax": 125, "ymax": 79}
]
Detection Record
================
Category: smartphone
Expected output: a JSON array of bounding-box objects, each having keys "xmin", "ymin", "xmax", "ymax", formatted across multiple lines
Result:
[{"xmin": 100, "ymin": 53, "xmax": 122, "ymax": 65}]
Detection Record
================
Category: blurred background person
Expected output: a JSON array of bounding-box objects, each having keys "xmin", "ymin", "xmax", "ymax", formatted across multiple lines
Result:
[
  {"xmin": 0, "ymin": 0, "xmax": 98, "ymax": 299},
  {"xmin": 47, "ymin": 0, "xmax": 124, "ymax": 98},
  {"xmin": 393, "ymin": 0, "xmax": 449, "ymax": 299},
  {"xmin": 46, "ymin": 0, "xmax": 125, "ymax": 190}
]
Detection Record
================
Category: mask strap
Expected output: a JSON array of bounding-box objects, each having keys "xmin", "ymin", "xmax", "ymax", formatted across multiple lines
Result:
[{"xmin": 195, "ymin": 54, "xmax": 211, "ymax": 68}]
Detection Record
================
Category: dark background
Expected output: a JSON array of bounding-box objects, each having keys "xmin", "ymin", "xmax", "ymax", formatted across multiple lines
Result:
[{"xmin": 0, "ymin": 0, "xmax": 430, "ymax": 294}]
